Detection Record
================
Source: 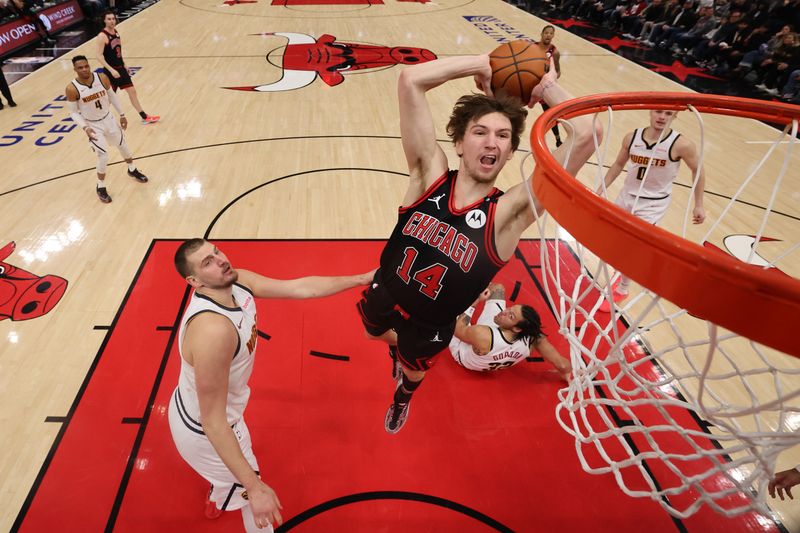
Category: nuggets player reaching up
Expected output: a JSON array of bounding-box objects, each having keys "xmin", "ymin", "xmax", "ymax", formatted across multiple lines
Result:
[
  {"xmin": 96, "ymin": 11, "xmax": 159, "ymax": 125},
  {"xmin": 449, "ymin": 283, "xmax": 571, "ymax": 380},
  {"xmin": 66, "ymin": 55, "xmax": 148, "ymax": 203},
  {"xmin": 598, "ymin": 109, "xmax": 706, "ymax": 309},
  {"xmin": 170, "ymin": 239, "xmax": 373, "ymax": 532},
  {"xmin": 357, "ymin": 55, "xmax": 600, "ymax": 434}
]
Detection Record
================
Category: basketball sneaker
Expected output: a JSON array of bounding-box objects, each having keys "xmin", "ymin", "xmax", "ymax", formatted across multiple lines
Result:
[
  {"xmin": 128, "ymin": 168, "xmax": 149, "ymax": 182},
  {"xmin": 141, "ymin": 114, "xmax": 160, "ymax": 124},
  {"xmin": 385, "ymin": 401, "xmax": 410, "ymax": 434},
  {"xmin": 96, "ymin": 186, "xmax": 112, "ymax": 203}
]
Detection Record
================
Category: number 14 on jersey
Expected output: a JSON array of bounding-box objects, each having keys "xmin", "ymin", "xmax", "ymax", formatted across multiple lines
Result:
[{"xmin": 396, "ymin": 246, "xmax": 448, "ymax": 300}]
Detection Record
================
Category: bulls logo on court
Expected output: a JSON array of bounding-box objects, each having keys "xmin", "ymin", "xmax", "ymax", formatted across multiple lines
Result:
[
  {"xmin": 226, "ymin": 32, "xmax": 436, "ymax": 92},
  {"xmin": 0, "ymin": 242, "xmax": 67, "ymax": 321},
  {"xmin": 703, "ymin": 234, "xmax": 789, "ymax": 276}
]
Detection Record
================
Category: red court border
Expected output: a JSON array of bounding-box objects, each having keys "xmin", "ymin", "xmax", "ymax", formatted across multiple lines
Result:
[{"xmin": 10, "ymin": 239, "xmax": 784, "ymax": 532}]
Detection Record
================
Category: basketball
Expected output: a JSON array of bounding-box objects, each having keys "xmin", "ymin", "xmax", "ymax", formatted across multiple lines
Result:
[{"xmin": 489, "ymin": 40, "xmax": 547, "ymax": 101}]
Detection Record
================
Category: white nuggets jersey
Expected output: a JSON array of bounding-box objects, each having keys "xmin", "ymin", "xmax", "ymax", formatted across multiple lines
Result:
[
  {"xmin": 175, "ymin": 283, "xmax": 259, "ymax": 431},
  {"xmin": 449, "ymin": 299, "xmax": 530, "ymax": 371},
  {"xmin": 622, "ymin": 128, "xmax": 682, "ymax": 200},
  {"xmin": 71, "ymin": 73, "xmax": 111, "ymax": 122}
]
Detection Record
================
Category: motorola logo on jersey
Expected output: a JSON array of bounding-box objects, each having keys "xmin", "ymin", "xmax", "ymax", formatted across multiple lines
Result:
[
  {"xmin": 225, "ymin": 32, "xmax": 436, "ymax": 92},
  {"xmin": 466, "ymin": 209, "xmax": 486, "ymax": 229}
]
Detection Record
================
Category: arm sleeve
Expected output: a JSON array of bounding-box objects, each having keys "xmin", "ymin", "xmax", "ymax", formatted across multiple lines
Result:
[
  {"xmin": 67, "ymin": 100, "xmax": 88, "ymax": 128},
  {"xmin": 107, "ymin": 87, "xmax": 124, "ymax": 115}
]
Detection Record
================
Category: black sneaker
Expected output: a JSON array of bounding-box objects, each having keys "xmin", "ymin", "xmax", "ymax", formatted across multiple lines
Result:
[
  {"xmin": 389, "ymin": 346, "xmax": 402, "ymax": 381},
  {"xmin": 8, "ymin": 101, "xmax": 16, "ymax": 107},
  {"xmin": 128, "ymin": 168, "xmax": 148, "ymax": 183},
  {"xmin": 384, "ymin": 401, "xmax": 410, "ymax": 434},
  {"xmin": 96, "ymin": 186, "xmax": 112, "ymax": 203}
]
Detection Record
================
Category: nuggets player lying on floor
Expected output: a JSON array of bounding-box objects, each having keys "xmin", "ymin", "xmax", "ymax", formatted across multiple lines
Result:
[{"xmin": 449, "ymin": 283, "xmax": 571, "ymax": 379}]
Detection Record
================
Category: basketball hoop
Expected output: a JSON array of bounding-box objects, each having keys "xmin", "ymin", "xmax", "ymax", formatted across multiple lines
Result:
[{"xmin": 527, "ymin": 92, "xmax": 800, "ymax": 518}]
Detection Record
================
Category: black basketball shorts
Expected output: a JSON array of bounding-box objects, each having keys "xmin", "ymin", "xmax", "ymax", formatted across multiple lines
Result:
[
  {"xmin": 356, "ymin": 270, "xmax": 455, "ymax": 372},
  {"xmin": 104, "ymin": 66, "xmax": 133, "ymax": 90}
]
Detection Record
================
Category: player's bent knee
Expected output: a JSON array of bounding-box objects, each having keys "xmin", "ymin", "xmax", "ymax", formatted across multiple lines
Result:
[{"xmin": 402, "ymin": 367, "xmax": 426, "ymax": 382}]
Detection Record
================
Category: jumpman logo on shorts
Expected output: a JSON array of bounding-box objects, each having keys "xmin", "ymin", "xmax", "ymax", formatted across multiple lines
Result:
[
  {"xmin": 431, "ymin": 331, "xmax": 442, "ymax": 342},
  {"xmin": 428, "ymin": 194, "xmax": 446, "ymax": 210}
]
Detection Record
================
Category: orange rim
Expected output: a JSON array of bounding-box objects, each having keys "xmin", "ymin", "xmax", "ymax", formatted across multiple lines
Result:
[{"xmin": 530, "ymin": 92, "xmax": 800, "ymax": 357}]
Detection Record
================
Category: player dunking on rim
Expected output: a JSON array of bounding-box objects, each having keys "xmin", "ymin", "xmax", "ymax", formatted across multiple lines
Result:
[
  {"xmin": 96, "ymin": 11, "xmax": 160, "ymax": 125},
  {"xmin": 357, "ymin": 55, "xmax": 600, "ymax": 434},
  {"xmin": 66, "ymin": 55, "xmax": 149, "ymax": 203}
]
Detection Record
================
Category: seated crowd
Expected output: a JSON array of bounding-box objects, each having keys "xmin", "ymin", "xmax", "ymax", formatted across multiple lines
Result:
[{"xmin": 521, "ymin": 0, "xmax": 800, "ymax": 103}]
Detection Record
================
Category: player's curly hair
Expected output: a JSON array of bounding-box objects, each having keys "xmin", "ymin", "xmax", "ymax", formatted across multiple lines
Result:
[
  {"xmin": 174, "ymin": 238, "xmax": 206, "ymax": 278},
  {"xmin": 446, "ymin": 93, "xmax": 528, "ymax": 152},
  {"xmin": 516, "ymin": 305, "xmax": 544, "ymax": 345}
]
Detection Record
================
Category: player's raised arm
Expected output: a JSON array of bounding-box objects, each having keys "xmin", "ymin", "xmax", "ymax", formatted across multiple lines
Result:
[
  {"xmin": 496, "ymin": 58, "xmax": 601, "ymax": 258},
  {"xmin": 237, "ymin": 268, "xmax": 374, "ymax": 300},
  {"xmin": 398, "ymin": 55, "xmax": 493, "ymax": 195}
]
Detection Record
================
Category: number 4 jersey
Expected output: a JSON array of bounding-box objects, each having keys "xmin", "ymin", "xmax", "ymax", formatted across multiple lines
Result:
[
  {"xmin": 380, "ymin": 170, "xmax": 507, "ymax": 326},
  {"xmin": 71, "ymin": 72, "xmax": 111, "ymax": 122}
]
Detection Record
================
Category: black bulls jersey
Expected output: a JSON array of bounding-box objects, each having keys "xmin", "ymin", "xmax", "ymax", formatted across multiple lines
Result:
[
  {"xmin": 102, "ymin": 29, "xmax": 124, "ymax": 68},
  {"xmin": 380, "ymin": 170, "xmax": 507, "ymax": 326}
]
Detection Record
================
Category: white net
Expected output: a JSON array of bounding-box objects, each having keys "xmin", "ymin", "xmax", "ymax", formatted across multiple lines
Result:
[{"xmin": 526, "ymin": 95, "xmax": 800, "ymax": 519}]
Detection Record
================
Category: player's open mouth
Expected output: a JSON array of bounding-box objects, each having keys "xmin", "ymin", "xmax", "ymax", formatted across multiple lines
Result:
[{"xmin": 480, "ymin": 155, "xmax": 497, "ymax": 167}]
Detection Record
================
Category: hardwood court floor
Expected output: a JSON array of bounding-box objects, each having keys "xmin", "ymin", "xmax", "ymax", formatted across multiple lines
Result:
[{"xmin": 1, "ymin": 0, "xmax": 798, "ymax": 530}]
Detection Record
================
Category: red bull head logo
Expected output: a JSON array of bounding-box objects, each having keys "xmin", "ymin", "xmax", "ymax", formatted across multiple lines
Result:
[
  {"xmin": 226, "ymin": 32, "xmax": 436, "ymax": 91},
  {"xmin": 703, "ymin": 235, "xmax": 789, "ymax": 277},
  {"xmin": 0, "ymin": 242, "xmax": 68, "ymax": 321}
]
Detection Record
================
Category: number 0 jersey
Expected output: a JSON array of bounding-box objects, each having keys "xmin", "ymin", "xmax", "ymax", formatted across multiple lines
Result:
[
  {"xmin": 622, "ymin": 128, "xmax": 682, "ymax": 200},
  {"xmin": 71, "ymin": 73, "xmax": 110, "ymax": 122},
  {"xmin": 379, "ymin": 170, "xmax": 507, "ymax": 326}
]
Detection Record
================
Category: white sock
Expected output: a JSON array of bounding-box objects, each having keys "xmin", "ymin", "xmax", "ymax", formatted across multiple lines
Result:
[
  {"xmin": 241, "ymin": 505, "xmax": 273, "ymax": 533},
  {"xmin": 128, "ymin": 163, "xmax": 136, "ymax": 172},
  {"xmin": 97, "ymin": 180, "xmax": 106, "ymax": 189}
]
